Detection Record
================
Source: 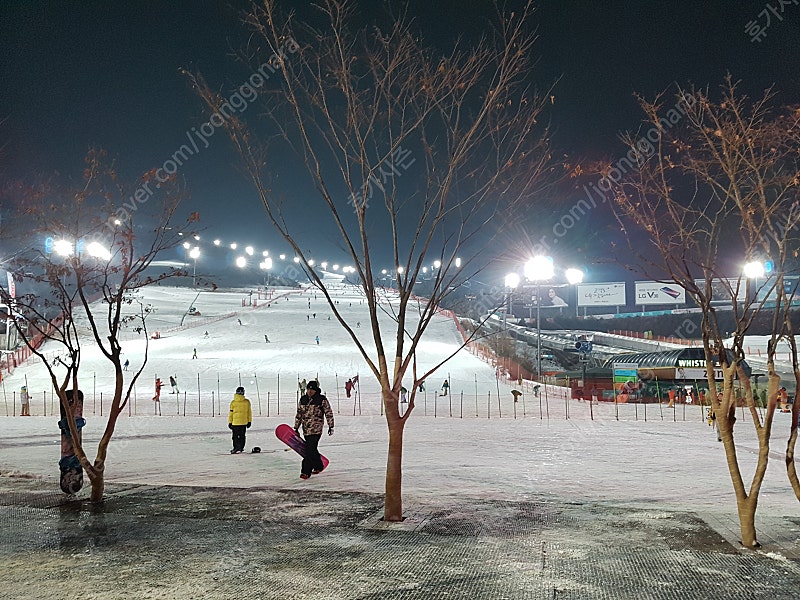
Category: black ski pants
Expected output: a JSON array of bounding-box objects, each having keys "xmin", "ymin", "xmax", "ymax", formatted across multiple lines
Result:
[
  {"xmin": 301, "ymin": 434, "xmax": 324, "ymax": 475},
  {"xmin": 231, "ymin": 425, "xmax": 247, "ymax": 452}
]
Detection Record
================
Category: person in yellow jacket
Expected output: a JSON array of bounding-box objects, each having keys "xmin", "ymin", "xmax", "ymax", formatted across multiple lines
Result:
[{"xmin": 228, "ymin": 386, "xmax": 252, "ymax": 454}]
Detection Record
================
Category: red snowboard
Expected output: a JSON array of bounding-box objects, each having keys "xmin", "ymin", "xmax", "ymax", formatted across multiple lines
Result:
[{"xmin": 275, "ymin": 424, "xmax": 329, "ymax": 471}]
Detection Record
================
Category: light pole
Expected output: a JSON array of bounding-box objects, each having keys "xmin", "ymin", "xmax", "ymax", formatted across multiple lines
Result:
[
  {"xmin": 504, "ymin": 273, "xmax": 520, "ymax": 329},
  {"xmin": 189, "ymin": 247, "xmax": 200, "ymax": 287},
  {"xmin": 565, "ymin": 267, "xmax": 585, "ymax": 317},
  {"xmin": 525, "ymin": 256, "xmax": 554, "ymax": 382}
]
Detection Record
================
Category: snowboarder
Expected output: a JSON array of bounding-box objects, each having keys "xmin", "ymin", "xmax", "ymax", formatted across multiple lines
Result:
[
  {"xmin": 237, "ymin": 318, "xmax": 243, "ymax": 326},
  {"xmin": 192, "ymin": 348, "xmax": 197, "ymax": 359},
  {"xmin": 264, "ymin": 334, "xmax": 271, "ymax": 343},
  {"xmin": 441, "ymin": 379, "xmax": 449, "ymax": 396},
  {"xmin": 123, "ymin": 359, "xmax": 130, "ymax": 371},
  {"xmin": 169, "ymin": 375, "xmax": 179, "ymax": 394},
  {"xmin": 228, "ymin": 386, "xmax": 252, "ymax": 454},
  {"xmin": 511, "ymin": 389, "xmax": 522, "ymax": 403},
  {"xmin": 152, "ymin": 378, "xmax": 163, "ymax": 402},
  {"xmin": 293, "ymin": 380, "xmax": 334, "ymax": 479},
  {"xmin": 20, "ymin": 386, "xmax": 30, "ymax": 416},
  {"xmin": 315, "ymin": 335, "xmax": 320, "ymax": 345}
]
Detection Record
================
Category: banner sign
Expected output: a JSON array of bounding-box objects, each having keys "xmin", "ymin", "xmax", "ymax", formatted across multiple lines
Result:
[
  {"xmin": 577, "ymin": 282, "xmax": 626, "ymax": 307},
  {"xmin": 634, "ymin": 281, "xmax": 685, "ymax": 305},
  {"xmin": 693, "ymin": 278, "xmax": 747, "ymax": 304}
]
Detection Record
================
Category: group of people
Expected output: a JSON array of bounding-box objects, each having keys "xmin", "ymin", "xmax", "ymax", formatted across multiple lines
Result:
[{"xmin": 229, "ymin": 379, "xmax": 334, "ymax": 479}]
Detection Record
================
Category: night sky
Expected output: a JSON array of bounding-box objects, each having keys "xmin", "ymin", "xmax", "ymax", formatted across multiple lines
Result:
[{"xmin": 2, "ymin": 1, "xmax": 799, "ymax": 281}]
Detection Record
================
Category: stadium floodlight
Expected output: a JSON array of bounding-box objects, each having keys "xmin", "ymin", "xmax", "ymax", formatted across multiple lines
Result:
[
  {"xmin": 236, "ymin": 256, "xmax": 247, "ymax": 268},
  {"xmin": 53, "ymin": 239, "xmax": 74, "ymax": 257},
  {"xmin": 86, "ymin": 242, "xmax": 112, "ymax": 261},
  {"xmin": 213, "ymin": 239, "xmax": 221, "ymax": 246},
  {"xmin": 743, "ymin": 261, "xmax": 765, "ymax": 279}
]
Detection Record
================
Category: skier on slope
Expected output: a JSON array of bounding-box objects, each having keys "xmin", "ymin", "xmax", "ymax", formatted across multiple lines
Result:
[
  {"xmin": 294, "ymin": 380, "xmax": 334, "ymax": 479},
  {"xmin": 169, "ymin": 375, "xmax": 179, "ymax": 394}
]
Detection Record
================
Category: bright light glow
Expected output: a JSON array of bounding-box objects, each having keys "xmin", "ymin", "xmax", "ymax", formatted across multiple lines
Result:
[
  {"xmin": 213, "ymin": 239, "xmax": 221, "ymax": 246},
  {"xmin": 113, "ymin": 219, "xmax": 121, "ymax": 226},
  {"xmin": 245, "ymin": 246, "xmax": 254, "ymax": 256},
  {"xmin": 293, "ymin": 257, "xmax": 300, "ymax": 263},
  {"xmin": 86, "ymin": 242, "xmax": 111, "ymax": 260},
  {"xmin": 321, "ymin": 262, "xmax": 328, "ymax": 269},
  {"xmin": 381, "ymin": 269, "xmax": 387, "ymax": 275},
  {"xmin": 433, "ymin": 260, "xmax": 441, "ymax": 269},
  {"xmin": 53, "ymin": 239, "xmax": 73, "ymax": 257},
  {"xmin": 308, "ymin": 259, "xmax": 315, "ymax": 266},
  {"xmin": 743, "ymin": 261, "xmax": 765, "ymax": 279},
  {"xmin": 332, "ymin": 264, "xmax": 339, "ymax": 271},
  {"xmin": 193, "ymin": 235, "xmax": 200, "ymax": 241},
  {"xmin": 455, "ymin": 257, "xmax": 462, "ymax": 268},
  {"xmin": 189, "ymin": 247, "xmax": 200, "ymax": 260},
  {"xmin": 524, "ymin": 255, "xmax": 554, "ymax": 281},
  {"xmin": 230, "ymin": 243, "xmax": 237, "ymax": 250},
  {"xmin": 397, "ymin": 266, "xmax": 405, "ymax": 274},
  {"xmin": 260, "ymin": 257, "xmax": 273, "ymax": 270},
  {"xmin": 565, "ymin": 268, "xmax": 584, "ymax": 285},
  {"xmin": 86, "ymin": 242, "xmax": 111, "ymax": 261},
  {"xmin": 279, "ymin": 254, "xmax": 286, "ymax": 260},
  {"xmin": 183, "ymin": 241, "xmax": 191, "ymax": 249},
  {"xmin": 262, "ymin": 250, "xmax": 269, "ymax": 257},
  {"xmin": 505, "ymin": 273, "xmax": 520, "ymax": 289},
  {"xmin": 235, "ymin": 256, "xmax": 247, "ymax": 268}
]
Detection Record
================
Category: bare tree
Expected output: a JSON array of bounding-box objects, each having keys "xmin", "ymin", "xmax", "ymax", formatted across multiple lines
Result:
[
  {"xmin": 0, "ymin": 150, "xmax": 194, "ymax": 502},
  {"xmin": 612, "ymin": 77, "xmax": 800, "ymax": 547},
  {"xmin": 189, "ymin": 0, "xmax": 554, "ymax": 520}
]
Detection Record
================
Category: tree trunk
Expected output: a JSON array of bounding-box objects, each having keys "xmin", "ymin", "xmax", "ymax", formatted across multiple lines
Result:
[
  {"xmin": 737, "ymin": 496, "xmax": 760, "ymax": 548},
  {"xmin": 89, "ymin": 468, "xmax": 105, "ymax": 503},
  {"xmin": 384, "ymin": 415, "xmax": 406, "ymax": 522}
]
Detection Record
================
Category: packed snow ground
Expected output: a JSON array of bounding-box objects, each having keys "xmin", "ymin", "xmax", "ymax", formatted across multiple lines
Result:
[{"xmin": 1, "ymin": 277, "xmax": 799, "ymax": 518}]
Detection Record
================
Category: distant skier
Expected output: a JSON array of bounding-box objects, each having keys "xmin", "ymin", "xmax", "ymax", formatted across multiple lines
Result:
[
  {"xmin": 441, "ymin": 379, "xmax": 449, "ymax": 396},
  {"xmin": 228, "ymin": 386, "xmax": 252, "ymax": 454},
  {"xmin": 152, "ymin": 378, "xmax": 163, "ymax": 402},
  {"xmin": 345, "ymin": 378, "xmax": 354, "ymax": 398},
  {"xmin": 400, "ymin": 386, "xmax": 408, "ymax": 404},
  {"xmin": 237, "ymin": 318, "xmax": 243, "ymax": 326},
  {"xmin": 123, "ymin": 359, "xmax": 130, "ymax": 371},
  {"xmin": 511, "ymin": 389, "xmax": 522, "ymax": 403},
  {"xmin": 315, "ymin": 335, "xmax": 320, "ymax": 345},
  {"xmin": 264, "ymin": 334, "xmax": 271, "ymax": 343},
  {"xmin": 192, "ymin": 348, "xmax": 197, "ymax": 359},
  {"xmin": 169, "ymin": 375, "xmax": 179, "ymax": 394},
  {"xmin": 20, "ymin": 386, "xmax": 31, "ymax": 416},
  {"xmin": 356, "ymin": 321, "xmax": 360, "ymax": 328},
  {"xmin": 204, "ymin": 331, "xmax": 209, "ymax": 338},
  {"xmin": 418, "ymin": 381, "xmax": 425, "ymax": 392},
  {"xmin": 299, "ymin": 378, "xmax": 307, "ymax": 393}
]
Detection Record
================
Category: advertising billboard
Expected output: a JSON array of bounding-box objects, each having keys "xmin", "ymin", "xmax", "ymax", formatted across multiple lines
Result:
[
  {"xmin": 693, "ymin": 278, "xmax": 747, "ymax": 304},
  {"xmin": 577, "ymin": 282, "xmax": 626, "ymax": 307},
  {"xmin": 634, "ymin": 281, "xmax": 686, "ymax": 305}
]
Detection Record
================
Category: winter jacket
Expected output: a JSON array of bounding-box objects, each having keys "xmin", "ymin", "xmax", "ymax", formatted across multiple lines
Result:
[
  {"xmin": 228, "ymin": 394, "xmax": 252, "ymax": 426},
  {"xmin": 294, "ymin": 393, "xmax": 334, "ymax": 435}
]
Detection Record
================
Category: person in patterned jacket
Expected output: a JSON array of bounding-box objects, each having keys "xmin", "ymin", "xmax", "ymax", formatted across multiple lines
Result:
[{"xmin": 294, "ymin": 380, "xmax": 334, "ymax": 479}]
